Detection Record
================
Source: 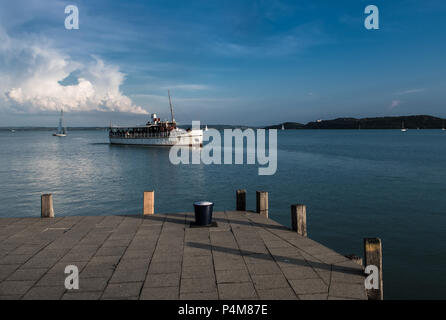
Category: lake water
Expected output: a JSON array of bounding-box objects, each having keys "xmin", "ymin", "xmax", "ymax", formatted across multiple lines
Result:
[{"xmin": 1, "ymin": 129, "xmax": 445, "ymax": 299}]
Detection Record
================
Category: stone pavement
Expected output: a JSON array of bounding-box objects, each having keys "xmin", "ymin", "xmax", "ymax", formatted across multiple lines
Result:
[{"xmin": 0, "ymin": 211, "xmax": 367, "ymax": 300}]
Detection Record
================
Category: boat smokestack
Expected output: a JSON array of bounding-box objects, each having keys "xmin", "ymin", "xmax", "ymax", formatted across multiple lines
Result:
[{"xmin": 151, "ymin": 113, "xmax": 159, "ymax": 124}]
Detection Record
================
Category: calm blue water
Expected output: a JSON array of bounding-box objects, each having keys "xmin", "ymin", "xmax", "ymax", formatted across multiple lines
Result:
[{"xmin": 1, "ymin": 129, "xmax": 445, "ymax": 299}]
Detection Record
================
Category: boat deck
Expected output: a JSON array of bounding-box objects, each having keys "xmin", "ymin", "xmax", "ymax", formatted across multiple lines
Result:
[{"xmin": 0, "ymin": 211, "xmax": 366, "ymax": 300}]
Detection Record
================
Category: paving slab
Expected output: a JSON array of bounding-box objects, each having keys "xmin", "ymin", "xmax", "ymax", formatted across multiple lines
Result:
[
  {"xmin": 101, "ymin": 282, "xmax": 143, "ymax": 299},
  {"xmin": 180, "ymin": 277, "xmax": 216, "ymax": 294},
  {"xmin": 180, "ymin": 290, "xmax": 218, "ymax": 300},
  {"xmin": 328, "ymin": 282, "xmax": 367, "ymax": 300},
  {"xmin": 216, "ymin": 268, "xmax": 251, "ymax": 284},
  {"xmin": 257, "ymin": 287, "xmax": 298, "ymax": 300},
  {"xmin": 251, "ymin": 274, "xmax": 290, "ymax": 290},
  {"xmin": 148, "ymin": 261, "xmax": 182, "ymax": 274},
  {"xmin": 140, "ymin": 286, "xmax": 179, "ymax": 300},
  {"xmin": 110, "ymin": 268, "xmax": 148, "ymax": 283},
  {"xmin": 7, "ymin": 268, "xmax": 47, "ymax": 281},
  {"xmin": 145, "ymin": 272, "xmax": 181, "ymax": 288},
  {"xmin": 77, "ymin": 277, "xmax": 109, "ymax": 292},
  {"xmin": 289, "ymin": 278, "xmax": 329, "ymax": 295},
  {"xmin": 0, "ymin": 280, "xmax": 35, "ymax": 296},
  {"xmin": 22, "ymin": 286, "xmax": 66, "ymax": 300},
  {"xmin": 62, "ymin": 291, "xmax": 103, "ymax": 300},
  {"xmin": 218, "ymin": 282, "xmax": 258, "ymax": 300}
]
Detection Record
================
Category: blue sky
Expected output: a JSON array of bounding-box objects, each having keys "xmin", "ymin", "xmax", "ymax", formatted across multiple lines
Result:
[{"xmin": 0, "ymin": 0, "xmax": 445, "ymax": 126}]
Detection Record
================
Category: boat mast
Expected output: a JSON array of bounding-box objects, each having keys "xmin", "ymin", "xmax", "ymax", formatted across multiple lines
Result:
[
  {"xmin": 61, "ymin": 108, "xmax": 66, "ymax": 134},
  {"xmin": 168, "ymin": 89, "xmax": 175, "ymax": 123},
  {"xmin": 57, "ymin": 109, "xmax": 63, "ymax": 134}
]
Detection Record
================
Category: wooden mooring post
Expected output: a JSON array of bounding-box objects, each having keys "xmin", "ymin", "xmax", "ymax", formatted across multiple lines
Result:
[
  {"xmin": 236, "ymin": 189, "xmax": 246, "ymax": 211},
  {"xmin": 291, "ymin": 204, "xmax": 307, "ymax": 237},
  {"xmin": 364, "ymin": 238, "xmax": 383, "ymax": 300},
  {"xmin": 256, "ymin": 191, "xmax": 268, "ymax": 218},
  {"xmin": 143, "ymin": 191, "xmax": 154, "ymax": 215},
  {"xmin": 41, "ymin": 194, "xmax": 54, "ymax": 218}
]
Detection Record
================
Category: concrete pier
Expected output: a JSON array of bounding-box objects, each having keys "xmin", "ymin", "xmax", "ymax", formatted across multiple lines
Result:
[{"xmin": 0, "ymin": 211, "xmax": 366, "ymax": 300}]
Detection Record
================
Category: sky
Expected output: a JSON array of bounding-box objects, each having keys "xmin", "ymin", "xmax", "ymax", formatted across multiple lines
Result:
[{"xmin": 0, "ymin": 0, "xmax": 445, "ymax": 126}]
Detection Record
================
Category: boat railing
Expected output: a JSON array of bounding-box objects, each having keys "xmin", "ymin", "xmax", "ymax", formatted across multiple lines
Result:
[{"xmin": 110, "ymin": 132, "xmax": 171, "ymax": 139}]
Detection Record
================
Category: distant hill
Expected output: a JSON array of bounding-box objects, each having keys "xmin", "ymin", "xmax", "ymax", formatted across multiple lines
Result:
[
  {"xmin": 3, "ymin": 115, "xmax": 446, "ymax": 131},
  {"xmin": 267, "ymin": 115, "xmax": 446, "ymax": 130}
]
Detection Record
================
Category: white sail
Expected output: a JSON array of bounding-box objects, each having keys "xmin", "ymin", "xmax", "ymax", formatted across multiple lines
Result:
[
  {"xmin": 54, "ymin": 109, "xmax": 67, "ymax": 136},
  {"xmin": 401, "ymin": 121, "xmax": 407, "ymax": 132}
]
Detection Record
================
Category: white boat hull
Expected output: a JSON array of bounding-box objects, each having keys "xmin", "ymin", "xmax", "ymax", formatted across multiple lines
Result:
[{"xmin": 109, "ymin": 130, "xmax": 203, "ymax": 146}]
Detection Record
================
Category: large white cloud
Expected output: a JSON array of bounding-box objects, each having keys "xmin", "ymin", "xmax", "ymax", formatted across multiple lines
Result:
[{"xmin": 0, "ymin": 28, "xmax": 147, "ymax": 114}]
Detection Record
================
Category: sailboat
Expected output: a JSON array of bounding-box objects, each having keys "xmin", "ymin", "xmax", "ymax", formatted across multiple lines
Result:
[
  {"xmin": 53, "ymin": 109, "xmax": 67, "ymax": 137},
  {"xmin": 281, "ymin": 124, "xmax": 285, "ymax": 130},
  {"xmin": 401, "ymin": 121, "xmax": 407, "ymax": 132},
  {"xmin": 442, "ymin": 120, "xmax": 445, "ymax": 131}
]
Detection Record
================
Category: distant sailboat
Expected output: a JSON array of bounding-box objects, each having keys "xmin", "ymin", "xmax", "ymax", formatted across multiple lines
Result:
[
  {"xmin": 281, "ymin": 124, "xmax": 285, "ymax": 130},
  {"xmin": 205, "ymin": 125, "xmax": 208, "ymax": 131},
  {"xmin": 442, "ymin": 120, "xmax": 445, "ymax": 131},
  {"xmin": 401, "ymin": 121, "xmax": 407, "ymax": 132},
  {"xmin": 53, "ymin": 109, "xmax": 67, "ymax": 137}
]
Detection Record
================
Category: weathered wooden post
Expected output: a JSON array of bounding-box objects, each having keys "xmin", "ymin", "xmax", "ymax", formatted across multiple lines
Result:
[
  {"xmin": 364, "ymin": 238, "xmax": 383, "ymax": 300},
  {"xmin": 41, "ymin": 194, "xmax": 54, "ymax": 218},
  {"xmin": 143, "ymin": 191, "xmax": 154, "ymax": 215},
  {"xmin": 290, "ymin": 204, "xmax": 307, "ymax": 237},
  {"xmin": 236, "ymin": 189, "xmax": 246, "ymax": 211},
  {"xmin": 256, "ymin": 191, "xmax": 268, "ymax": 218}
]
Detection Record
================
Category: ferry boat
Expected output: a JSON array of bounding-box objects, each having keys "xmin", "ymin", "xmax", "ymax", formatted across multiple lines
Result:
[{"xmin": 109, "ymin": 91, "xmax": 203, "ymax": 146}]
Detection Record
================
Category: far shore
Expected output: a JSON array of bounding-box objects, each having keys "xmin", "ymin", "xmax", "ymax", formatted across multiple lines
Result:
[{"xmin": 2, "ymin": 114, "xmax": 446, "ymax": 131}]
